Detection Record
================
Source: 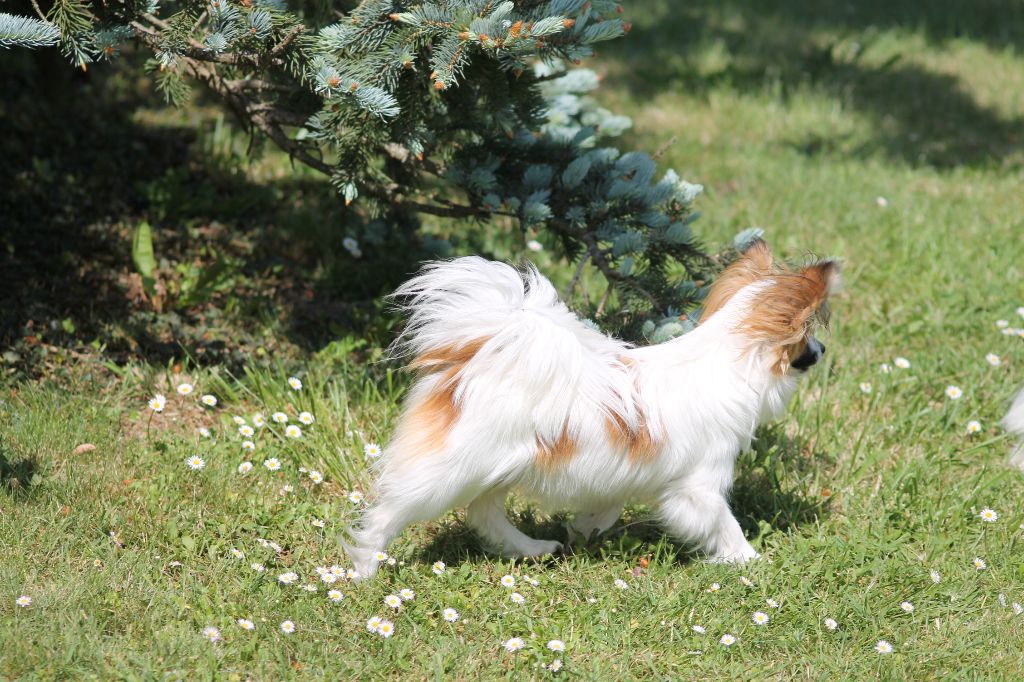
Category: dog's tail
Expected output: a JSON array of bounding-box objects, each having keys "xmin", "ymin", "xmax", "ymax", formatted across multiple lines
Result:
[{"xmin": 1002, "ymin": 388, "xmax": 1024, "ymax": 471}]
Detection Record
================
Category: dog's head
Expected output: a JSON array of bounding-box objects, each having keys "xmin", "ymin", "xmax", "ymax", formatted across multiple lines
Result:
[{"xmin": 701, "ymin": 239, "xmax": 840, "ymax": 376}]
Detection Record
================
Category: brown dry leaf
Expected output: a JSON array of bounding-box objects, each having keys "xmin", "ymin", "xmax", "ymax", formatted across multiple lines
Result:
[{"xmin": 73, "ymin": 443, "xmax": 97, "ymax": 455}]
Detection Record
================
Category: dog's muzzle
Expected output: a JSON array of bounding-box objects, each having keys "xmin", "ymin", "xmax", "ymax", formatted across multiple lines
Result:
[{"xmin": 791, "ymin": 337, "xmax": 825, "ymax": 371}]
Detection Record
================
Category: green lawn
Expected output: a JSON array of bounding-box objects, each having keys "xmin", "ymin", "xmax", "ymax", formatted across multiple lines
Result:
[{"xmin": 3, "ymin": 1, "xmax": 1024, "ymax": 678}]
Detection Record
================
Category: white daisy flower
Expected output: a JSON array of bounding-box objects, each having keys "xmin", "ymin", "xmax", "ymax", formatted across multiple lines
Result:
[
  {"xmin": 384, "ymin": 594, "xmax": 402, "ymax": 609},
  {"xmin": 308, "ymin": 470, "xmax": 323, "ymax": 484},
  {"xmin": 979, "ymin": 508, "xmax": 998, "ymax": 522},
  {"xmin": 930, "ymin": 570, "xmax": 941, "ymax": 584},
  {"xmin": 303, "ymin": 584, "xmax": 317, "ymax": 592},
  {"xmin": 202, "ymin": 626, "xmax": 221, "ymax": 642},
  {"xmin": 237, "ymin": 461, "xmax": 253, "ymax": 474},
  {"xmin": 500, "ymin": 575, "xmax": 516, "ymax": 588},
  {"xmin": 299, "ymin": 411, "xmax": 314, "ymax": 425},
  {"xmin": 200, "ymin": 394, "xmax": 217, "ymax": 406},
  {"xmin": 241, "ymin": 440, "xmax": 255, "ymax": 451},
  {"xmin": 824, "ymin": 618, "xmax": 838, "ymax": 631},
  {"xmin": 232, "ymin": 416, "xmax": 246, "ymax": 425},
  {"xmin": 320, "ymin": 573, "xmax": 337, "ymax": 584},
  {"xmin": 177, "ymin": 383, "xmax": 194, "ymax": 396},
  {"xmin": 894, "ymin": 357, "xmax": 911, "ymax": 369},
  {"xmin": 252, "ymin": 414, "xmax": 266, "ymax": 428},
  {"xmin": 264, "ymin": 458, "xmax": 281, "ymax": 471},
  {"xmin": 328, "ymin": 590, "xmax": 344, "ymax": 602},
  {"xmin": 288, "ymin": 376, "xmax": 302, "ymax": 391},
  {"xmin": 443, "ymin": 608, "xmax": 459, "ymax": 622},
  {"xmin": 510, "ymin": 592, "xmax": 525, "ymax": 604},
  {"xmin": 237, "ymin": 618, "xmax": 255, "ymax": 630},
  {"xmin": 432, "ymin": 561, "xmax": 446, "ymax": 575},
  {"xmin": 186, "ymin": 456, "xmax": 205, "ymax": 470},
  {"xmin": 285, "ymin": 425, "xmax": 302, "ymax": 439},
  {"xmin": 364, "ymin": 443, "xmax": 382, "ymax": 459},
  {"xmin": 875, "ymin": 640, "xmax": 893, "ymax": 654},
  {"xmin": 15, "ymin": 595, "xmax": 32, "ymax": 608},
  {"xmin": 198, "ymin": 427, "xmax": 211, "ymax": 438},
  {"xmin": 945, "ymin": 385, "xmax": 963, "ymax": 400},
  {"xmin": 377, "ymin": 620, "xmax": 395, "ymax": 638},
  {"xmin": 230, "ymin": 548, "xmax": 244, "ymax": 559},
  {"xmin": 148, "ymin": 394, "xmax": 166, "ymax": 412},
  {"xmin": 503, "ymin": 637, "xmax": 525, "ymax": 652},
  {"xmin": 766, "ymin": 598, "xmax": 780, "ymax": 609},
  {"xmin": 238, "ymin": 425, "xmax": 254, "ymax": 437},
  {"xmin": 277, "ymin": 572, "xmax": 299, "ymax": 585},
  {"xmin": 692, "ymin": 625, "xmax": 706, "ymax": 634},
  {"xmin": 1013, "ymin": 602, "xmax": 1023, "ymax": 615},
  {"xmin": 374, "ymin": 551, "xmax": 389, "ymax": 562},
  {"xmin": 973, "ymin": 557, "xmax": 987, "ymax": 570},
  {"xmin": 998, "ymin": 593, "xmax": 1007, "ymax": 607},
  {"xmin": 272, "ymin": 412, "xmax": 288, "ymax": 423},
  {"xmin": 752, "ymin": 611, "xmax": 769, "ymax": 625},
  {"xmin": 251, "ymin": 563, "xmax": 265, "ymax": 572},
  {"xmin": 614, "ymin": 578, "xmax": 629, "ymax": 590},
  {"xmin": 348, "ymin": 490, "xmax": 364, "ymax": 504},
  {"xmin": 860, "ymin": 382, "xmax": 873, "ymax": 394},
  {"xmin": 399, "ymin": 589, "xmax": 415, "ymax": 601},
  {"xmin": 739, "ymin": 576, "xmax": 754, "ymax": 587},
  {"xmin": 549, "ymin": 660, "xmax": 563, "ymax": 673},
  {"xmin": 311, "ymin": 518, "xmax": 326, "ymax": 528},
  {"xmin": 985, "ymin": 353, "xmax": 1002, "ymax": 367},
  {"xmin": 880, "ymin": 363, "xmax": 892, "ymax": 374},
  {"xmin": 875, "ymin": 196, "xmax": 889, "ymax": 208},
  {"xmin": 343, "ymin": 237, "xmax": 360, "ymax": 254},
  {"xmin": 900, "ymin": 601, "xmax": 914, "ymax": 613},
  {"xmin": 719, "ymin": 634, "xmax": 736, "ymax": 646},
  {"xmin": 966, "ymin": 420, "xmax": 982, "ymax": 434},
  {"xmin": 996, "ymin": 319, "xmax": 1009, "ymax": 328},
  {"xmin": 280, "ymin": 620, "xmax": 295, "ymax": 634},
  {"xmin": 706, "ymin": 582, "xmax": 720, "ymax": 592},
  {"xmin": 547, "ymin": 639, "xmax": 566, "ymax": 652},
  {"xmin": 1018, "ymin": 306, "xmax": 1024, "ymax": 318},
  {"xmin": 527, "ymin": 239, "xmax": 544, "ymax": 252},
  {"xmin": 330, "ymin": 565, "xmax": 345, "ymax": 577},
  {"xmin": 366, "ymin": 616, "xmax": 383, "ymax": 632},
  {"xmin": 279, "ymin": 484, "xmax": 293, "ymax": 495},
  {"xmin": 525, "ymin": 576, "xmax": 539, "ymax": 587}
]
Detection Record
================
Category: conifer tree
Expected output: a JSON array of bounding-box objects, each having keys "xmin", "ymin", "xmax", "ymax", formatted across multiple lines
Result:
[{"xmin": 4, "ymin": 1, "xmax": 716, "ymax": 339}]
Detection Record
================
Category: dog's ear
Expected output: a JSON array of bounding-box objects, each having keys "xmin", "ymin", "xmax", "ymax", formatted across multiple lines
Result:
[
  {"xmin": 800, "ymin": 259, "xmax": 842, "ymax": 298},
  {"xmin": 701, "ymin": 239, "xmax": 776, "ymax": 320},
  {"xmin": 744, "ymin": 259, "xmax": 840, "ymax": 344}
]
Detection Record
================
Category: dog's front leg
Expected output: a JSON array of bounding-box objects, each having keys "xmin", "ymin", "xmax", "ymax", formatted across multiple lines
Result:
[{"xmin": 657, "ymin": 486, "xmax": 759, "ymax": 564}]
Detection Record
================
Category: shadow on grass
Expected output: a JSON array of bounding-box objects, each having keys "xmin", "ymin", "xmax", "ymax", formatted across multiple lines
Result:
[
  {"xmin": 0, "ymin": 439, "xmax": 39, "ymax": 497},
  {"xmin": 603, "ymin": 0, "xmax": 1023, "ymax": 169}
]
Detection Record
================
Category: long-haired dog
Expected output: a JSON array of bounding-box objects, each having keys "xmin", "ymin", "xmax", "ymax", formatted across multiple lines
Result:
[
  {"xmin": 346, "ymin": 239, "xmax": 839, "ymax": 578},
  {"xmin": 1003, "ymin": 389, "xmax": 1024, "ymax": 471}
]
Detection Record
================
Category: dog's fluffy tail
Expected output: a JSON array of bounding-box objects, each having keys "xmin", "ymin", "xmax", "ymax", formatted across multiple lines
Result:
[{"xmin": 1002, "ymin": 388, "xmax": 1024, "ymax": 471}]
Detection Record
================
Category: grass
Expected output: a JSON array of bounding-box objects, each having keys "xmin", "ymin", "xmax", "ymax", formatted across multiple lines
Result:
[{"xmin": 3, "ymin": 0, "xmax": 1024, "ymax": 678}]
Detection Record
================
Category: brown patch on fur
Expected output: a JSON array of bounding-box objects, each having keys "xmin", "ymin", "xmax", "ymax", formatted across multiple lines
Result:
[
  {"xmin": 535, "ymin": 424, "xmax": 577, "ymax": 469},
  {"xmin": 401, "ymin": 367, "xmax": 462, "ymax": 457},
  {"xmin": 701, "ymin": 239, "xmax": 776, "ymax": 320},
  {"xmin": 605, "ymin": 409, "xmax": 660, "ymax": 462},
  {"xmin": 408, "ymin": 337, "xmax": 490, "ymax": 372}
]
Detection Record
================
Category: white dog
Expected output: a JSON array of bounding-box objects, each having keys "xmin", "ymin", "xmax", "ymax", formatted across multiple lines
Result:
[
  {"xmin": 1003, "ymin": 389, "xmax": 1024, "ymax": 471},
  {"xmin": 346, "ymin": 239, "xmax": 839, "ymax": 578}
]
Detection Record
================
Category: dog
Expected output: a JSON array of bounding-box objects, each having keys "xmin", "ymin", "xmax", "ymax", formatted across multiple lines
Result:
[
  {"xmin": 1003, "ymin": 389, "xmax": 1024, "ymax": 471},
  {"xmin": 345, "ymin": 239, "xmax": 839, "ymax": 578}
]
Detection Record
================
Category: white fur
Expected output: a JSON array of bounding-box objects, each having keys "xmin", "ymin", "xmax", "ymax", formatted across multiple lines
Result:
[
  {"xmin": 346, "ymin": 256, "xmax": 814, "ymax": 578},
  {"xmin": 1002, "ymin": 389, "xmax": 1024, "ymax": 471}
]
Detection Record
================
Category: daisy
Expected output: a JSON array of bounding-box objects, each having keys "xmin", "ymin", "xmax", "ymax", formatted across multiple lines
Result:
[
  {"xmin": 177, "ymin": 383, "xmax": 194, "ymax": 396},
  {"xmin": 202, "ymin": 626, "xmax": 221, "ymax": 642},
  {"xmin": 329, "ymin": 565, "xmax": 345, "ymax": 577},
  {"xmin": 739, "ymin": 576, "xmax": 754, "ymax": 587},
  {"xmin": 525, "ymin": 576, "xmax": 539, "ymax": 587},
  {"xmin": 706, "ymin": 582, "xmax": 720, "ymax": 592},
  {"xmin": 342, "ymin": 237, "xmax": 360, "ymax": 254},
  {"xmin": 766, "ymin": 598, "xmax": 780, "ymax": 609},
  {"xmin": 299, "ymin": 411, "xmax": 314, "ymax": 425},
  {"xmin": 985, "ymin": 353, "xmax": 1001, "ymax": 367},
  {"xmin": 238, "ymin": 425, "xmax": 254, "ymax": 437},
  {"xmin": 303, "ymin": 584, "xmax": 317, "ymax": 592},
  {"xmin": 894, "ymin": 357, "xmax": 911, "ymax": 369},
  {"xmin": 252, "ymin": 414, "xmax": 266, "ymax": 428},
  {"xmin": 384, "ymin": 594, "xmax": 402, "ymax": 609},
  {"xmin": 996, "ymin": 319, "xmax": 1009, "ymax": 329},
  {"xmin": 875, "ymin": 640, "xmax": 893, "ymax": 654},
  {"xmin": 979, "ymin": 508, "xmax": 998, "ymax": 522},
  {"xmin": 264, "ymin": 457, "xmax": 281, "ymax": 471},
  {"xmin": 443, "ymin": 608, "xmax": 459, "ymax": 622},
  {"xmin": 527, "ymin": 239, "xmax": 544, "ymax": 252},
  {"xmin": 15, "ymin": 595, "xmax": 32, "ymax": 608},
  {"xmin": 312, "ymin": 518, "xmax": 326, "ymax": 528},
  {"xmin": 998, "ymin": 593, "xmax": 1007, "ymax": 607},
  {"xmin": 549, "ymin": 659, "xmax": 563, "ymax": 672},
  {"xmin": 309, "ymin": 470, "xmax": 323, "ymax": 484},
  {"xmin": 272, "ymin": 412, "xmax": 288, "ymax": 424},
  {"xmin": 719, "ymin": 634, "xmax": 736, "ymax": 646},
  {"xmin": 285, "ymin": 425, "xmax": 302, "ymax": 439},
  {"xmin": 288, "ymin": 376, "xmax": 302, "ymax": 390},
  {"xmin": 547, "ymin": 639, "xmax": 566, "ymax": 652},
  {"xmin": 278, "ymin": 572, "xmax": 299, "ymax": 585},
  {"xmin": 364, "ymin": 443, "xmax": 382, "ymax": 459},
  {"xmin": 377, "ymin": 620, "xmax": 395, "ymax": 638},
  {"xmin": 691, "ymin": 625, "xmax": 706, "ymax": 634},
  {"xmin": 1013, "ymin": 603, "xmax": 1023, "ymax": 615},
  {"xmin": 348, "ymin": 490, "xmax": 364, "ymax": 504},
  {"xmin": 875, "ymin": 196, "xmax": 889, "ymax": 208},
  {"xmin": 500, "ymin": 575, "xmax": 516, "ymax": 588},
  {"xmin": 510, "ymin": 592, "xmax": 526, "ymax": 604},
  {"xmin": 238, "ymin": 461, "xmax": 253, "ymax": 474},
  {"xmin": 328, "ymin": 590, "xmax": 344, "ymax": 602},
  {"xmin": 230, "ymin": 548, "xmax": 245, "ymax": 559},
  {"xmin": 186, "ymin": 456, "xmax": 205, "ymax": 470},
  {"xmin": 930, "ymin": 570, "xmax": 941, "ymax": 584},
  {"xmin": 973, "ymin": 557, "xmax": 987, "ymax": 571},
  {"xmin": 200, "ymin": 394, "xmax": 217, "ymax": 406},
  {"xmin": 237, "ymin": 618, "xmax": 255, "ymax": 630},
  {"xmin": 432, "ymin": 560, "xmax": 446, "ymax": 575},
  {"xmin": 880, "ymin": 363, "xmax": 892, "ymax": 374},
  {"xmin": 503, "ymin": 637, "xmax": 525, "ymax": 652},
  {"xmin": 280, "ymin": 620, "xmax": 295, "ymax": 634},
  {"xmin": 966, "ymin": 420, "xmax": 982, "ymax": 434},
  {"xmin": 1018, "ymin": 306, "xmax": 1024, "ymax": 318},
  {"xmin": 198, "ymin": 427, "xmax": 211, "ymax": 438},
  {"xmin": 242, "ymin": 441, "xmax": 255, "ymax": 451},
  {"xmin": 232, "ymin": 416, "xmax": 246, "ymax": 425},
  {"xmin": 824, "ymin": 618, "xmax": 838, "ymax": 631},
  {"xmin": 374, "ymin": 551, "xmax": 390, "ymax": 562},
  {"xmin": 614, "ymin": 578, "xmax": 629, "ymax": 590},
  {"xmin": 945, "ymin": 385, "xmax": 963, "ymax": 400},
  {"xmin": 752, "ymin": 611, "xmax": 769, "ymax": 625},
  {"xmin": 93, "ymin": 558, "xmax": 103, "ymax": 567},
  {"xmin": 400, "ymin": 588, "xmax": 415, "ymax": 601},
  {"xmin": 279, "ymin": 484, "xmax": 293, "ymax": 495},
  {"xmin": 860, "ymin": 382, "xmax": 873, "ymax": 394},
  {"xmin": 366, "ymin": 616, "xmax": 383, "ymax": 632},
  {"xmin": 148, "ymin": 394, "xmax": 166, "ymax": 412},
  {"xmin": 900, "ymin": 601, "xmax": 914, "ymax": 613},
  {"xmin": 251, "ymin": 563, "xmax": 265, "ymax": 572},
  {"xmin": 320, "ymin": 573, "xmax": 337, "ymax": 584}
]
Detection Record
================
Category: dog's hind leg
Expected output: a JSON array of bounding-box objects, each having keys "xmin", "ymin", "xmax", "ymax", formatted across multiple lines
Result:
[
  {"xmin": 466, "ymin": 489, "xmax": 563, "ymax": 558},
  {"xmin": 566, "ymin": 504, "xmax": 623, "ymax": 544}
]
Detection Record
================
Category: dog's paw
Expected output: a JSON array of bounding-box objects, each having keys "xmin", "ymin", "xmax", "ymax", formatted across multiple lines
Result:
[{"xmin": 520, "ymin": 539, "xmax": 563, "ymax": 558}]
